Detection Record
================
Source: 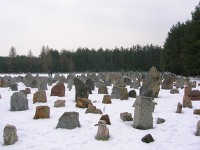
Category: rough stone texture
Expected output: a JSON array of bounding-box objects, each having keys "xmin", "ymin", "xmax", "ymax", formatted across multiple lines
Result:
[
  {"xmin": 95, "ymin": 120, "xmax": 109, "ymax": 141},
  {"xmin": 98, "ymin": 85, "xmax": 108, "ymax": 94},
  {"xmin": 191, "ymin": 81, "xmax": 197, "ymax": 88},
  {"xmin": 33, "ymin": 106, "xmax": 50, "ymax": 119},
  {"xmin": 10, "ymin": 82, "xmax": 18, "ymax": 91},
  {"xmin": 111, "ymin": 86, "xmax": 128, "ymax": 100},
  {"xmin": 33, "ymin": 90, "xmax": 47, "ymax": 104},
  {"xmin": 128, "ymin": 90, "xmax": 137, "ymax": 98},
  {"xmin": 184, "ymin": 86, "xmax": 192, "ymax": 96},
  {"xmin": 85, "ymin": 78, "xmax": 95, "ymax": 94},
  {"xmin": 120, "ymin": 112, "xmax": 133, "ymax": 122},
  {"xmin": 0, "ymin": 78, "xmax": 11, "ymax": 88},
  {"xmin": 30, "ymin": 79, "xmax": 38, "ymax": 88},
  {"xmin": 141, "ymin": 134, "xmax": 154, "ymax": 143},
  {"xmin": 124, "ymin": 77, "xmax": 132, "ymax": 85},
  {"xmin": 139, "ymin": 66, "xmax": 161, "ymax": 98},
  {"xmin": 156, "ymin": 117, "xmax": 165, "ymax": 124},
  {"xmin": 170, "ymin": 89, "xmax": 179, "ymax": 94},
  {"xmin": 175, "ymin": 78, "xmax": 185, "ymax": 89},
  {"xmin": 50, "ymin": 82, "xmax": 65, "ymax": 97},
  {"xmin": 75, "ymin": 97, "xmax": 93, "ymax": 108},
  {"xmin": 102, "ymin": 95, "xmax": 112, "ymax": 104},
  {"xmin": 133, "ymin": 96, "xmax": 155, "ymax": 130},
  {"xmin": 56, "ymin": 112, "xmax": 81, "ymax": 129},
  {"xmin": 188, "ymin": 90, "xmax": 200, "ymax": 101},
  {"xmin": 38, "ymin": 79, "xmax": 48, "ymax": 90},
  {"xmin": 183, "ymin": 95, "xmax": 192, "ymax": 108},
  {"xmin": 74, "ymin": 77, "xmax": 89, "ymax": 101},
  {"xmin": 3, "ymin": 124, "xmax": 18, "ymax": 145},
  {"xmin": 99, "ymin": 114, "xmax": 111, "ymax": 125},
  {"xmin": 85, "ymin": 104, "xmax": 103, "ymax": 114},
  {"xmin": 54, "ymin": 100, "xmax": 66, "ymax": 107},
  {"xmin": 161, "ymin": 75, "xmax": 174, "ymax": 89},
  {"xmin": 25, "ymin": 88, "xmax": 31, "ymax": 94},
  {"xmin": 176, "ymin": 102, "xmax": 182, "ymax": 113},
  {"xmin": 193, "ymin": 109, "xmax": 200, "ymax": 115},
  {"xmin": 196, "ymin": 120, "xmax": 200, "ymax": 136},
  {"xmin": 10, "ymin": 92, "xmax": 29, "ymax": 111},
  {"xmin": 130, "ymin": 80, "xmax": 140, "ymax": 89},
  {"xmin": 23, "ymin": 73, "xmax": 34, "ymax": 87}
]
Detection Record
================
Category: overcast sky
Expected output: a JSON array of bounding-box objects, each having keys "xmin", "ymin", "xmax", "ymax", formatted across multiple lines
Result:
[{"xmin": 0, "ymin": 0, "xmax": 199, "ymax": 57}]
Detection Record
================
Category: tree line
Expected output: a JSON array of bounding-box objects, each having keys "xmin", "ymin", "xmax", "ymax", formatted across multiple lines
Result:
[{"xmin": 0, "ymin": 44, "xmax": 161, "ymax": 73}]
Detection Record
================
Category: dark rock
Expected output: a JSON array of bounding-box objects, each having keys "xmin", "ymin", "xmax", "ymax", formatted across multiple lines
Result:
[{"xmin": 141, "ymin": 134, "xmax": 154, "ymax": 143}]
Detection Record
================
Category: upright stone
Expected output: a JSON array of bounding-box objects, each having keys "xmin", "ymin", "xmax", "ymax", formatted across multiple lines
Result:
[
  {"xmin": 50, "ymin": 82, "xmax": 65, "ymax": 97},
  {"xmin": 161, "ymin": 74, "xmax": 174, "ymax": 89},
  {"xmin": 33, "ymin": 90, "xmax": 47, "ymax": 104},
  {"xmin": 95, "ymin": 120, "xmax": 109, "ymax": 141},
  {"xmin": 33, "ymin": 106, "xmax": 50, "ymax": 119},
  {"xmin": 196, "ymin": 120, "xmax": 200, "ymax": 136},
  {"xmin": 176, "ymin": 102, "xmax": 182, "ymax": 113},
  {"xmin": 74, "ymin": 77, "xmax": 89, "ymax": 101},
  {"xmin": 3, "ymin": 124, "xmax": 18, "ymax": 145},
  {"xmin": 23, "ymin": 73, "xmax": 34, "ymax": 87},
  {"xmin": 10, "ymin": 82, "xmax": 18, "ymax": 91},
  {"xmin": 98, "ymin": 85, "xmax": 108, "ymax": 94},
  {"xmin": 183, "ymin": 86, "xmax": 192, "ymax": 108},
  {"xmin": 111, "ymin": 86, "xmax": 128, "ymax": 100},
  {"xmin": 56, "ymin": 112, "xmax": 81, "ymax": 129},
  {"xmin": 10, "ymin": 92, "xmax": 29, "ymax": 111},
  {"xmin": 102, "ymin": 95, "xmax": 112, "ymax": 104},
  {"xmin": 38, "ymin": 79, "xmax": 48, "ymax": 90},
  {"xmin": 133, "ymin": 96, "xmax": 155, "ymax": 130},
  {"xmin": 139, "ymin": 67, "xmax": 161, "ymax": 98},
  {"xmin": 85, "ymin": 78, "xmax": 95, "ymax": 94}
]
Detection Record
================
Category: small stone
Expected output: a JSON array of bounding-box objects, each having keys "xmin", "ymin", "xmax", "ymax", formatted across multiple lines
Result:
[
  {"xmin": 193, "ymin": 109, "xmax": 200, "ymax": 115},
  {"xmin": 99, "ymin": 114, "xmax": 111, "ymax": 125},
  {"xmin": 33, "ymin": 106, "xmax": 50, "ymax": 119},
  {"xmin": 141, "ymin": 134, "xmax": 154, "ymax": 143},
  {"xmin": 176, "ymin": 102, "xmax": 182, "ymax": 113},
  {"xmin": 156, "ymin": 117, "xmax": 165, "ymax": 124},
  {"xmin": 3, "ymin": 124, "xmax": 18, "ymax": 145},
  {"xmin": 102, "ymin": 95, "xmax": 112, "ymax": 104},
  {"xmin": 120, "ymin": 112, "xmax": 133, "ymax": 122},
  {"xmin": 54, "ymin": 100, "xmax": 66, "ymax": 107}
]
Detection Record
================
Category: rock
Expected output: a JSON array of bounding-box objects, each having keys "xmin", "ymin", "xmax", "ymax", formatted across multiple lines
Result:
[
  {"xmin": 196, "ymin": 120, "xmax": 200, "ymax": 136},
  {"xmin": 85, "ymin": 78, "xmax": 95, "ymax": 94},
  {"xmin": 102, "ymin": 95, "xmax": 112, "ymax": 104},
  {"xmin": 141, "ymin": 134, "xmax": 154, "ymax": 143},
  {"xmin": 156, "ymin": 117, "xmax": 165, "ymax": 124},
  {"xmin": 183, "ymin": 86, "xmax": 192, "ymax": 108},
  {"xmin": 170, "ymin": 89, "xmax": 179, "ymax": 94},
  {"xmin": 98, "ymin": 85, "xmax": 108, "ymax": 94},
  {"xmin": 3, "ymin": 124, "xmax": 18, "ymax": 145},
  {"xmin": 33, "ymin": 106, "xmax": 50, "ymax": 119},
  {"xmin": 25, "ymin": 88, "xmax": 31, "ymax": 94},
  {"xmin": 128, "ymin": 90, "xmax": 137, "ymax": 98},
  {"xmin": 133, "ymin": 96, "xmax": 155, "ymax": 130},
  {"xmin": 75, "ymin": 97, "xmax": 93, "ymax": 108},
  {"xmin": 0, "ymin": 78, "xmax": 11, "ymax": 87},
  {"xmin": 50, "ymin": 82, "xmax": 65, "ymax": 97},
  {"xmin": 99, "ymin": 114, "xmax": 111, "ymax": 125},
  {"xmin": 74, "ymin": 77, "xmax": 89, "ymax": 101},
  {"xmin": 54, "ymin": 100, "xmax": 66, "ymax": 107},
  {"xmin": 120, "ymin": 112, "xmax": 133, "ymax": 121},
  {"xmin": 56, "ymin": 112, "xmax": 81, "ymax": 129},
  {"xmin": 95, "ymin": 120, "xmax": 109, "ymax": 141},
  {"xmin": 139, "ymin": 66, "xmax": 161, "ymax": 98},
  {"xmin": 10, "ymin": 82, "xmax": 18, "ymax": 91},
  {"xmin": 191, "ymin": 81, "xmax": 197, "ymax": 88},
  {"xmin": 130, "ymin": 80, "xmax": 140, "ymax": 89},
  {"xmin": 23, "ymin": 73, "xmax": 34, "ymax": 87},
  {"xmin": 30, "ymin": 79, "xmax": 38, "ymax": 88},
  {"xmin": 38, "ymin": 79, "xmax": 48, "ymax": 90},
  {"xmin": 188, "ymin": 90, "xmax": 200, "ymax": 101},
  {"xmin": 33, "ymin": 90, "xmax": 47, "ymax": 104},
  {"xmin": 10, "ymin": 92, "xmax": 29, "ymax": 111},
  {"xmin": 176, "ymin": 102, "xmax": 182, "ymax": 113},
  {"xmin": 111, "ymin": 86, "xmax": 129, "ymax": 100},
  {"xmin": 193, "ymin": 109, "xmax": 200, "ymax": 115},
  {"xmin": 161, "ymin": 74, "xmax": 174, "ymax": 89},
  {"xmin": 85, "ymin": 104, "xmax": 103, "ymax": 114}
]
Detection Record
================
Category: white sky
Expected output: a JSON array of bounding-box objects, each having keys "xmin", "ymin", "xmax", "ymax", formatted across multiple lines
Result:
[{"xmin": 0, "ymin": 0, "xmax": 199, "ymax": 57}]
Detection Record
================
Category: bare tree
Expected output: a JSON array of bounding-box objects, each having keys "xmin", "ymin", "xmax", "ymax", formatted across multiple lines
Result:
[{"xmin": 7, "ymin": 46, "xmax": 17, "ymax": 72}]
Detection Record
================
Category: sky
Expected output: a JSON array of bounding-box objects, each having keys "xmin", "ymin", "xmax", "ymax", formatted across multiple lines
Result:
[{"xmin": 0, "ymin": 0, "xmax": 199, "ymax": 57}]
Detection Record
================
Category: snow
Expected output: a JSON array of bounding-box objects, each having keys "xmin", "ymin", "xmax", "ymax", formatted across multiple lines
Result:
[{"xmin": 0, "ymin": 74, "xmax": 200, "ymax": 150}]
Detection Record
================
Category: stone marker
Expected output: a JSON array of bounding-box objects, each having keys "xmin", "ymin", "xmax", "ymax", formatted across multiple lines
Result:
[
  {"xmin": 183, "ymin": 86, "xmax": 192, "ymax": 108},
  {"xmin": 74, "ymin": 77, "xmax": 89, "ymax": 101},
  {"xmin": 98, "ymin": 85, "xmax": 108, "ymax": 94},
  {"xmin": 10, "ymin": 92, "xmax": 29, "ymax": 111},
  {"xmin": 156, "ymin": 117, "xmax": 165, "ymax": 124},
  {"xmin": 33, "ymin": 90, "xmax": 47, "ymax": 104},
  {"xmin": 133, "ymin": 96, "xmax": 155, "ymax": 130},
  {"xmin": 54, "ymin": 100, "xmax": 66, "ymax": 107},
  {"xmin": 141, "ymin": 134, "xmax": 154, "ymax": 143},
  {"xmin": 33, "ymin": 106, "xmax": 50, "ymax": 119},
  {"xmin": 120, "ymin": 112, "xmax": 133, "ymax": 122},
  {"xmin": 3, "ymin": 124, "xmax": 18, "ymax": 145},
  {"xmin": 99, "ymin": 114, "xmax": 111, "ymax": 125},
  {"xmin": 176, "ymin": 102, "xmax": 182, "ymax": 114},
  {"xmin": 75, "ymin": 97, "xmax": 93, "ymax": 108},
  {"xmin": 51, "ymin": 82, "xmax": 65, "ymax": 97},
  {"xmin": 56, "ymin": 112, "xmax": 81, "ymax": 129},
  {"xmin": 111, "ymin": 85, "xmax": 128, "ymax": 100},
  {"xmin": 102, "ymin": 95, "xmax": 112, "ymax": 104},
  {"xmin": 95, "ymin": 120, "xmax": 109, "ymax": 141}
]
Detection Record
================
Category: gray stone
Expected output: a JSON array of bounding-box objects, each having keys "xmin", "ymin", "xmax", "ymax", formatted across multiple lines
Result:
[
  {"xmin": 95, "ymin": 120, "xmax": 109, "ymax": 141},
  {"xmin": 161, "ymin": 74, "xmax": 174, "ymax": 89},
  {"xmin": 10, "ymin": 82, "xmax": 18, "ymax": 91},
  {"xmin": 130, "ymin": 80, "xmax": 140, "ymax": 89},
  {"xmin": 111, "ymin": 86, "xmax": 128, "ymax": 100},
  {"xmin": 30, "ymin": 79, "xmax": 38, "ymax": 88},
  {"xmin": 54, "ymin": 100, "xmax": 66, "ymax": 107},
  {"xmin": 38, "ymin": 79, "xmax": 48, "ymax": 90},
  {"xmin": 56, "ymin": 112, "xmax": 81, "ymax": 129},
  {"xmin": 23, "ymin": 73, "xmax": 34, "ymax": 87},
  {"xmin": 3, "ymin": 124, "xmax": 18, "ymax": 145},
  {"xmin": 133, "ymin": 96, "xmax": 155, "ymax": 130},
  {"xmin": 139, "ymin": 67, "xmax": 161, "ymax": 98},
  {"xmin": 170, "ymin": 89, "xmax": 179, "ymax": 94},
  {"xmin": 156, "ymin": 117, "xmax": 165, "ymax": 124},
  {"xmin": 10, "ymin": 92, "xmax": 29, "ymax": 111},
  {"xmin": 196, "ymin": 120, "xmax": 200, "ymax": 136},
  {"xmin": 85, "ymin": 78, "xmax": 95, "ymax": 94},
  {"xmin": 120, "ymin": 112, "xmax": 133, "ymax": 121},
  {"xmin": 141, "ymin": 134, "xmax": 154, "ymax": 143},
  {"xmin": 74, "ymin": 77, "xmax": 89, "ymax": 101}
]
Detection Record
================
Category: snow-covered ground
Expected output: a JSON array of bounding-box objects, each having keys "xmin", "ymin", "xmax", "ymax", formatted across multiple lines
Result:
[{"xmin": 0, "ymin": 74, "xmax": 200, "ymax": 150}]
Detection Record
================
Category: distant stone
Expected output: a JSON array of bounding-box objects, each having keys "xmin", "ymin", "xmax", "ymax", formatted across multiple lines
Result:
[
  {"xmin": 156, "ymin": 117, "xmax": 165, "ymax": 124},
  {"xmin": 188, "ymin": 90, "xmax": 200, "ymax": 101},
  {"xmin": 23, "ymin": 73, "xmax": 34, "ymax": 87},
  {"xmin": 98, "ymin": 85, "xmax": 108, "ymax": 94},
  {"xmin": 54, "ymin": 100, "xmax": 66, "ymax": 108},
  {"xmin": 33, "ymin": 90, "xmax": 47, "ymax": 104},
  {"xmin": 111, "ymin": 86, "xmax": 128, "ymax": 100},
  {"xmin": 85, "ymin": 104, "xmax": 103, "ymax": 114},
  {"xmin": 128, "ymin": 90, "xmax": 137, "ymax": 98},
  {"xmin": 74, "ymin": 77, "xmax": 89, "ymax": 101},
  {"xmin": 99, "ymin": 114, "xmax": 111, "ymax": 125},
  {"xmin": 38, "ymin": 79, "xmax": 48, "ymax": 90},
  {"xmin": 3, "ymin": 124, "xmax": 18, "ymax": 145},
  {"xmin": 196, "ymin": 120, "xmax": 200, "ymax": 136},
  {"xmin": 30, "ymin": 79, "xmax": 38, "ymax": 88},
  {"xmin": 102, "ymin": 95, "xmax": 112, "ymax": 104},
  {"xmin": 183, "ymin": 86, "xmax": 192, "ymax": 108},
  {"xmin": 176, "ymin": 102, "xmax": 182, "ymax": 114},
  {"xmin": 10, "ymin": 82, "xmax": 18, "ymax": 91},
  {"xmin": 85, "ymin": 78, "xmax": 95, "ymax": 94},
  {"xmin": 141, "ymin": 134, "xmax": 154, "ymax": 143},
  {"xmin": 95, "ymin": 120, "xmax": 109, "ymax": 141},
  {"xmin": 120, "ymin": 112, "xmax": 133, "ymax": 122},
  {"xmin": 191, "ymin": 81, "xmax": 197, "ymax": 88},
  {"xmin": 0, "ymin": 78, "xmax": 11, "ymax": 87},
  {"xmin": 75, "ymin": 97, "xmax": 93, "ymax": 108},
  {"xmin": 51, "ymin": 82, "xmax": 65, "ymax": 97},
  {"xmin": 193, "ymin": 109, "xmax": 200, "ymax": 115},
  {"xmin": 170, "ymin": 89, "xmax": 179, "ymax": 94},
  {"xmin": 161, "ymin": 74, "xmax": 174, "ymax": 89},
  {"xmin": 33, "ymin": 106, "xmax": 50, "ymax": 119},
  {"xmin": 56, "ymin": 112, "xmax": 81, "ymax": 129},
  {"xmin": 25, "ymin": 88, "xmax": 31, "ymax": 94},
  {"xmin": 10, "ymin": 92, "xmax": 29, "ymax": 111}
]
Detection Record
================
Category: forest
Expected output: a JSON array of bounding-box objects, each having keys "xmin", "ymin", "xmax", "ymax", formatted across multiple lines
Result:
[{"xmin": 0, "ymin": 3, "xmax": 199, "ymax": 76}]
